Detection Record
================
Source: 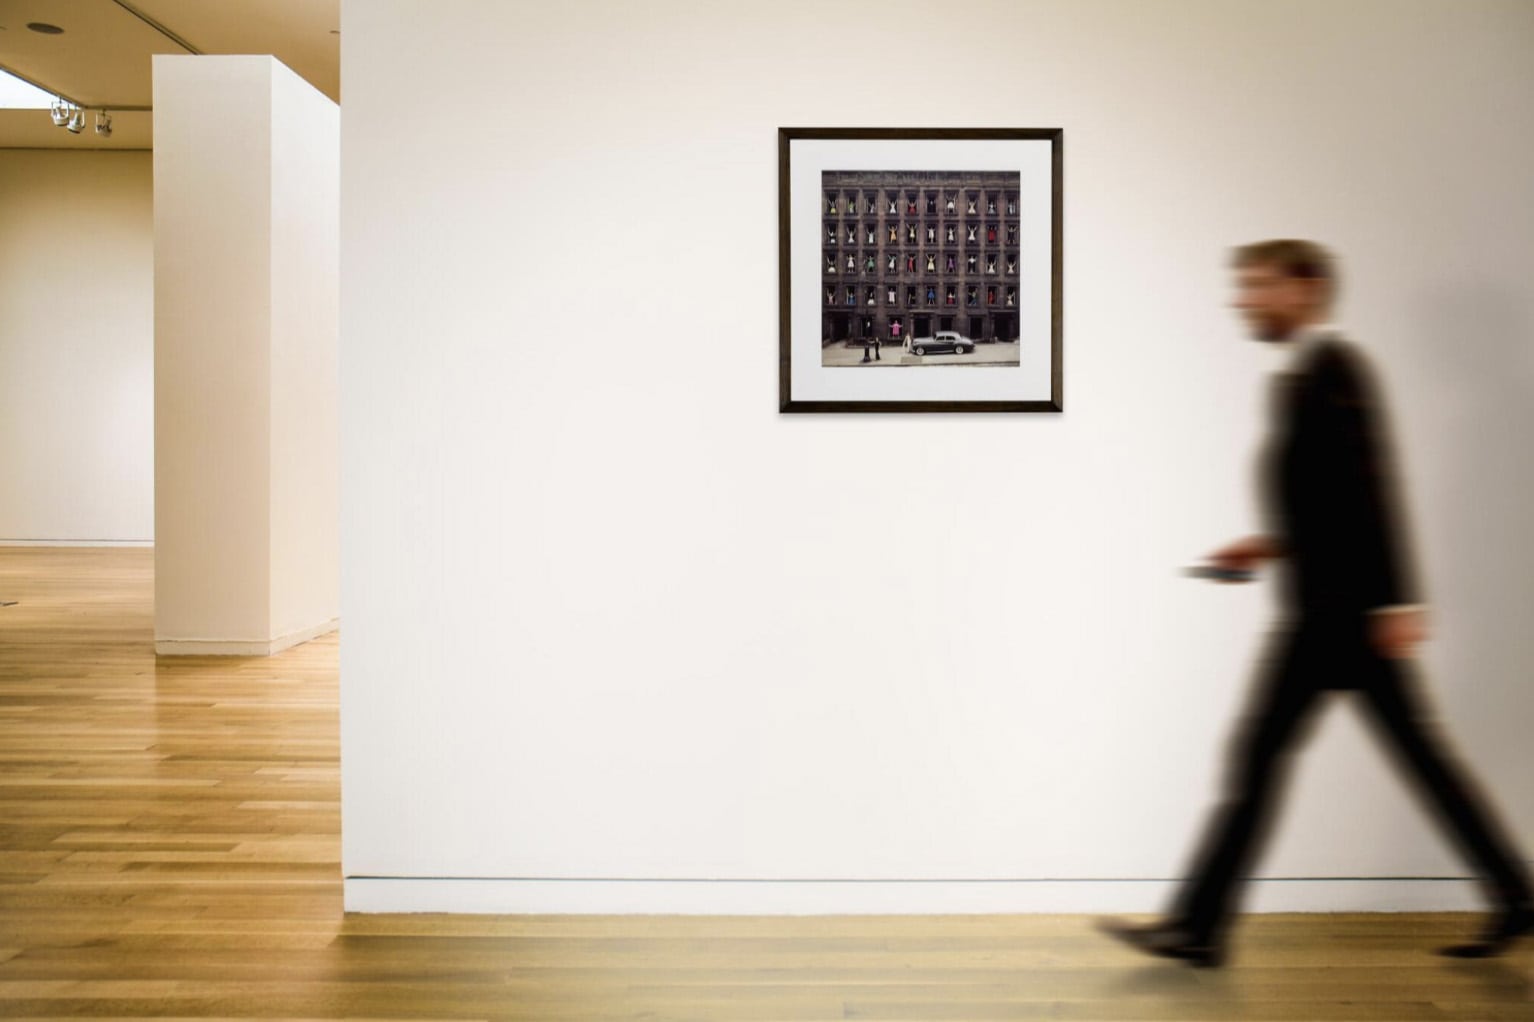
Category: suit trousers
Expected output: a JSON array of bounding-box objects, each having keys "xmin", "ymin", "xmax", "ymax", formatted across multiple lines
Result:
[{"xmin": 1167, "ymin": 613, "xmax": 1532, "ymax": 943}]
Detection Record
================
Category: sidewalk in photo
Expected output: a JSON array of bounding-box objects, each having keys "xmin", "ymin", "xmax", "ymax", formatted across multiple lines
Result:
[{"xmin": 821, "ymin": 341, "xmax": 1021, "ymax": 367}]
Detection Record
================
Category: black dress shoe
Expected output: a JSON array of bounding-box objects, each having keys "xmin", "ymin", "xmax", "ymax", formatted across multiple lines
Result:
[
  {"xmin": 1096, "ymin": 916, "xmax": 1227, "ymax": 968},
  {"xmin": 1438, "ymin": 901, "xmax": 1534, "ymax": 958}
]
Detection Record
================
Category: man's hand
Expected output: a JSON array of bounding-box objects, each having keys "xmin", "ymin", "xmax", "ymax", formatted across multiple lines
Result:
[
  {"xmin": 1205, "ymin": 535, "xmax": 1282, "ymax": 581},
  {"xmin": 1371, "ymin": 606, "xmax": 1428, "ymax": 659}
]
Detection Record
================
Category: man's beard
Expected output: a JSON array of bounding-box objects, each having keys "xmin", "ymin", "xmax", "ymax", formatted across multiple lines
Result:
[{"xmin": 1252, "ymin": 317, "xmax": 1291, "ymax": 343}]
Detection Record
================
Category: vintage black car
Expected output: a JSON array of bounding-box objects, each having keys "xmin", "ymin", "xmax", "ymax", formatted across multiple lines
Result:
[{"xmin": 909, "ymin": 331, "xmax": 974, "ymax": 356}]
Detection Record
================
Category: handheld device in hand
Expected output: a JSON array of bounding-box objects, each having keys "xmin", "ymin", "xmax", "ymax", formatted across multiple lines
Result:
[{"xmin": 1184, "ymin": 564, "xmax": 1255, "ymax": 583}]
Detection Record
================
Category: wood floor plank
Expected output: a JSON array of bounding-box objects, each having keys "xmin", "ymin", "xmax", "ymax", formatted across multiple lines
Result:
[{"xmin": 1, "ymin": 546, "xmax": 1529, "ymax": 1021}]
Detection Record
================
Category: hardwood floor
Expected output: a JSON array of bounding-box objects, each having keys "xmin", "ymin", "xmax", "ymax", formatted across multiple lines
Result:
[{"xmin": 0, "ymin": 545, "xmax": 1528, "ymax": 1019}]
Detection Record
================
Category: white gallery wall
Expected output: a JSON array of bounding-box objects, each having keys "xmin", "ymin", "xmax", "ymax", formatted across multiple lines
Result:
[
  {"xmin": 0, "ymin": 150, "xmax": 153, "ymax": 544},
  {"xmin": 340, "ymin": 0, "xmax": 1534, "ymax": 913}
]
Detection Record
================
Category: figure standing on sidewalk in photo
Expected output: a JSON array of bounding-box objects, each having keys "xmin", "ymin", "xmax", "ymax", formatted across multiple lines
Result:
[{"xmin": 1098, "ymin": 239, "xmax": 1534, "ymax": 968}]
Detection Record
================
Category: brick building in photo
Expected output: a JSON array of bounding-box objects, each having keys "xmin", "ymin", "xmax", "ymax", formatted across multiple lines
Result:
[{"xmin": 821, "ymin": 170, "xmax": 1020, "ymax": 346}]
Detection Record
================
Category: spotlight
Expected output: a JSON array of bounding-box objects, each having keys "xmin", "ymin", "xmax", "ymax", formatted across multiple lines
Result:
[
  {"xmin": 50, "ymin": 96, "xmax": 69, "ymax": 126},
  {"xmin": 95, "ymin": 109, "xmax": 111, "ymax": 138},
  {"xmin": 66, "ymin": 107, "xmax": 85, "ymax": 134}
]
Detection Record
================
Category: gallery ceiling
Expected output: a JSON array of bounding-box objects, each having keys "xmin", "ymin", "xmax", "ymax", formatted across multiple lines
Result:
[{"xmin": 0, "ymin": 0, "xmax": 339, "ymax": 149}]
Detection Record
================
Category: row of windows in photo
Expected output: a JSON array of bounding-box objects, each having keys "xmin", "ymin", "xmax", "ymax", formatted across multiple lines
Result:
[
  {"xmin": 828, "ymin": 222, "xmax": 1018, "ymax": 246},
  {"xmin": 827, "ymin": 284, "xmax": 1018, "ymax": 308},
  {"xmin": 828, "ymin": 250, "xmax": 1019, "ymax": 275},
  {"xmin": 826, "ymin": 192, "xmax": 1018, "ymax": 217}
]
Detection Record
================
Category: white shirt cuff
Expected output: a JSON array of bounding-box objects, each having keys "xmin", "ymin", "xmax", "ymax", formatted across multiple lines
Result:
[{"xmin": 1370, "ymin": 603, "xmax": 1425, "ymax": 616}]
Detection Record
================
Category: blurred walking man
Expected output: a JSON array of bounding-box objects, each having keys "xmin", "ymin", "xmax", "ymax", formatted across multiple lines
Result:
[{"xmin": 1098, "ymin": 240, "xmax": 1533, "ymax": 967}]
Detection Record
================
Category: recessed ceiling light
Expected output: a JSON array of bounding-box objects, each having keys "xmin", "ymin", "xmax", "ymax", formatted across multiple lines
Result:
[{"xmin": 27, "ymin": 22, "xmax": 65, "ymax": 35}]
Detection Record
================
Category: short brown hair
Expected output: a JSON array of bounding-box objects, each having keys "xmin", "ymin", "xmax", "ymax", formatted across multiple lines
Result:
[{"xmin": 1231, "ymin": 239, "xmax": 1338, "ymax": 307}]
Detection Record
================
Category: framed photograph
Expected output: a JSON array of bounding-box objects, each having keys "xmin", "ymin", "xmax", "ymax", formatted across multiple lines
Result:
[{"xmin": 778, "ymin": 127, "xmax": 1062, "ymax": 413}]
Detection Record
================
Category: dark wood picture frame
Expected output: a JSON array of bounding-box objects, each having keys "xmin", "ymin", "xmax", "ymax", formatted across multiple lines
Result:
[{"xmin": 778, "ymin": 127, "xmax": 1062, "ymax": 413}]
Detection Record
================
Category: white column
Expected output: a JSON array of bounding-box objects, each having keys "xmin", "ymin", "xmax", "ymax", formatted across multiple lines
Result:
[{"xmin": 152, "ymin": 55, "xmax": 338, "ymax": 655}]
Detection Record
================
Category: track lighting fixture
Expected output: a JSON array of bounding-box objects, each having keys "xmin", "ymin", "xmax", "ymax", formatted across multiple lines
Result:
[{"xmin": 47, "ymin": 96, "xmax": 114, "ymax": 139}]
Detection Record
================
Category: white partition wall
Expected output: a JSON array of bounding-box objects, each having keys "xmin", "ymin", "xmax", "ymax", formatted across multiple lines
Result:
[
  {"xmin": 153, "ymin": 55, "xmax": 339, "ymax": 655},
  {"xmin": 340, "ymin": 0, "xmax": 1534, "ymax": 913}
]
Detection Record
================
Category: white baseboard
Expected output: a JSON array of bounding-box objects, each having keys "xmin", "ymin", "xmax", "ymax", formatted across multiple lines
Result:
[
  {"xmin": 155, "ymin": 617, "xmax": 338, "ymax": 656},
  {"xmin": 0, "ymin": 539, "xmax": 153, "ymax": 547},
  {"xmin": 343, "ymin": 877, "xmax": 1492, "ymax": 915}
]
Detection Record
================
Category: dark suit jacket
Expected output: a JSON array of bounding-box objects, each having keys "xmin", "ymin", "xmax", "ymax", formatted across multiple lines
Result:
[{"xmin": 1262, "ymin": 336, "xmax": 1422, "ymax": 617}]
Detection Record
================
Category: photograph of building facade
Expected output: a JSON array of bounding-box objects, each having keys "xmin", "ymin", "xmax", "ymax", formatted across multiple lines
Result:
[{"xmin": 821, "ymin": 170, "xmax": 1020, "ymax": 365}]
